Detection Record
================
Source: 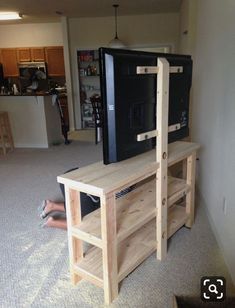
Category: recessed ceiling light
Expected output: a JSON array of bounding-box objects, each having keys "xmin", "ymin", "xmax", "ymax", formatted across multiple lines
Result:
[{"xmin": 0, "ymin": 12, "xmax": 22, "ymax": 20}]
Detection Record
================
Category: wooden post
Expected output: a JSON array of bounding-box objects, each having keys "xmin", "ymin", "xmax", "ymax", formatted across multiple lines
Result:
[
  {"xmin": 185, "ymin": 152, "xmax": 196, "ymax": 227},
  {"xmin": 65, "ymin": 186, "xmax": 83, "ymax": 284},
  {"xmin": 156, "ymin": 58, "xmax": 169, "ymax": 260},
  {"xmin": 101, "ymin": 192, "xmax": 118, "ymax": 305}
]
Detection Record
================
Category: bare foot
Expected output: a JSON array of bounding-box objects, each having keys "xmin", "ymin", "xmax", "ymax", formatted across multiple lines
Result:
[
  {"xmin": 44, "ymin": 216, "xmax": 67, "ymax": 230},
  {"xmin": 43, "ymin": 200, "xmax": 65, "ymax": 216}
]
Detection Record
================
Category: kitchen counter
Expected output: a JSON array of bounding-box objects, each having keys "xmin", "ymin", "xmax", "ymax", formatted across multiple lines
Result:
[
  {"xmin": 0, "ymin": 95, "xmax": 63, "ymax": 148},
  {"xmin": 0, "ymin": 91, "xmax": 67, "ymax": 97},
  {"xmin": 0, "ymin": 93, "xmax": 50, "ymax": 97}
]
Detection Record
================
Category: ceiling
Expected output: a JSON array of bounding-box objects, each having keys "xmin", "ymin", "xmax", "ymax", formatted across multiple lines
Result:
[{"xmin": 0, "ymin": 0, "xmax": 182, "ymax": 24}]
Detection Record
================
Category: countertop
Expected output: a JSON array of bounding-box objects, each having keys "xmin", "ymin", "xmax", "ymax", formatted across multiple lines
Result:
[{"xmin": 0, "ymin": 92, "xmax": 67, "ymax": 97}]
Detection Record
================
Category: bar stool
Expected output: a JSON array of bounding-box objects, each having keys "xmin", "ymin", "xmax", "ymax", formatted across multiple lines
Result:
[
  {"xmin": 90, "ymin": 94, "xmax": 103, "ymax": 144},
  {"xmin": 0, "ymin": 112, "xmax": 14, "ymax": 155}
]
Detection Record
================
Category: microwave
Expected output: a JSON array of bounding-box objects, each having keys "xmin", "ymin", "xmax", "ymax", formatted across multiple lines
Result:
[
  {"xmin": 18, "ymin": 62, "xmax": 47, "ymax": 78},
  {"xmin": 18, "ymin": 62, "xmax": 48, "ymax": 93}
]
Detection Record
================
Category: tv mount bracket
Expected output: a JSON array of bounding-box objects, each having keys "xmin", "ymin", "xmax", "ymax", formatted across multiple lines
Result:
[{"xmin": 136, "ymin": 65, "xmax": 183, "ymax": 142}]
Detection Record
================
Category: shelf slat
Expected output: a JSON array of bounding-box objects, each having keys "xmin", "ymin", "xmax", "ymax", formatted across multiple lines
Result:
[
  {"xmin": 168, "ymin": 176, "xmax": 191, "ymax": 207},
  {"xmin": 73, "ymin": 246, "xmax": 103, "ymax": 288},
  {"xmin": 118, "ymin": 220, "xmax": 156, "ymax": 282},
  {"xmin": 72, "ymin": 179, "xmax": 156, "ymax": 246},
  {"xmin": 168, "ymin": 205, "xmax": 188, "ymax": 238},
  {"xmin": 71, "ymin": 177, "xmax": 189, "ymax": 246},
  {"xmin": 73, "ymin": 205, "xmax": 188, "ymax": 286}
]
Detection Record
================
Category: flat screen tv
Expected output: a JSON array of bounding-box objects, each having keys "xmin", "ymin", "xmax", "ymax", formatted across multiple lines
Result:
[{"xmin": 99, "ymin": 47, "xmax": 192, "ymax": 165}]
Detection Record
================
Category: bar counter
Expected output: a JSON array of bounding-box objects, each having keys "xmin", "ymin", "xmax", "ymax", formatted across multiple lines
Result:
[{"xmin": 0, "ymin": 95, "xmax": 63, "ymax": 148}]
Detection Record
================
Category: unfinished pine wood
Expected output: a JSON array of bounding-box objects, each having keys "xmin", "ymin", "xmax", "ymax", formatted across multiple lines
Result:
[
  {"xmin": 71, "ymin": 176, "xmax": 190, "ymax": 247},
  {"xmin": 57, "ymin": 141, "xmax": 199, "ymax": 195},
  {"xmin": 73, "ymin": 205, "xmax": 188, "ymax": 287},
  {"xmin": 168, "ymin": 176, "xmax": 191, "ymax": 207},
  {"xmin": 100, "ymin": 193, "xmax": 118, "ymax": 304},
  {"xmin": 168, "ymin": 205, "xmax": 188, "ymax": 237},
  {"xmin": 73, "ymin": 246, "xmax": 103, "ymax": 288},
  {"xmin": 58, "ymin": 152, "xmax": 158, "ymax": 196},
  {"xmin": 65, "ymin": 188, "xmax": 83, "ymax": 285},
  {"xmin": 72, "ymin": 179, "xmax": 156, "ymax": 246},
  {"xmin": 185, "ymin": 152, "xmax": 196, "ymax": 227},
  {"xmin": 156, "ymin": 57, "xmax": 169, "ymax": 260},
  {"xmin": 168, "ymin": 141, "xmax": 200, "ymax": 166}
]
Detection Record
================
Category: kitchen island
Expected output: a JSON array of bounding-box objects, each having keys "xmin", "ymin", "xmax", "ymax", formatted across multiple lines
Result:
[{"xmin": 0, "ymin": 95, "xmax": 63, "ymax": 148}]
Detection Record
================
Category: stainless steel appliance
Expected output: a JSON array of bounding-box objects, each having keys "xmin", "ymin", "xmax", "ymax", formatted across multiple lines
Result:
[
  {"xmin": 18, "ymin": 62, "xmax": 47, "ymax": 78},
  {"xmin": 18, "ymin": 62, "xmax": 48, "ymax": 94}
]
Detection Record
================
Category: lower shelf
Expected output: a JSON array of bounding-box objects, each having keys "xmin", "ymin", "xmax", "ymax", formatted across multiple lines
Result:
[
  {"xmin": 73, "ymin": 205, "xmax": 188, "ymax": 287},
  {"xmin": 72, "ymin": 176, "xmax": 190, "ymax": 247}
]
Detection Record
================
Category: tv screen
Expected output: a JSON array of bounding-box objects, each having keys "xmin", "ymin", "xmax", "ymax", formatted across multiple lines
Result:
[{"xmin": 99, "ymin": 47, "xmax": 192, "ymax": 165}]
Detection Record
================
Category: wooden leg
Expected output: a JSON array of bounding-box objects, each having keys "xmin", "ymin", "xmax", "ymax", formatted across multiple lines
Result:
[
  {"xmin": 65, "ymin": 187, "xmax": 83, "ymax": 284},
  {"xmin": 156, "ymin": 168, "xmax": 168, "ymax": 260},
  {"xmin": 156, "ymin": 58, "xmax": 169, "ymax": 261},
  {"xmin": 101, "ymin": 193, "xmax": 118, "ymax": 305},
  {"xmin": 185, "ymin": 152, "xmax": 196, "ymax": 227}
]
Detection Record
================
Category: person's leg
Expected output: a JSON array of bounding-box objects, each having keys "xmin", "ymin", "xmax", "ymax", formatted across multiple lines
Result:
[{"xmin": 43, "ymin": 216, "xmax": 67, "ymax": 230}]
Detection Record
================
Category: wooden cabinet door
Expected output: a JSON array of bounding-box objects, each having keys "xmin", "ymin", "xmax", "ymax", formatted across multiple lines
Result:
[
  {"xmin": 31, "ymin": 47, "xmax": 45, "ymax": 62},
  {"xmin": 17, "ymin": 48, "xmax": 31, "ymax": 62},
  {"xmin": 0, "ymin": 48, "xmax": 18, "ymax": 77},
  {"xmin": 45, "ymin": 46, "xmax": 65, "ymax": 76}
]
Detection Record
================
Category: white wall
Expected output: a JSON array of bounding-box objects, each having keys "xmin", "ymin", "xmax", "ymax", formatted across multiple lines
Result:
[
  {"xmin": 185, "ymin": 0, "xmax": 235, "ymax": 283},
  {"xmin": 179, "ymin": 0, "xmax": 198, "ymax": 55},
  {"xmin": 0, "ymin": 23, "xmax": 63, "ymax": 47},
  {"xmin": 68, "ymin": 13, "xmax": 180, "ymax": 128}
]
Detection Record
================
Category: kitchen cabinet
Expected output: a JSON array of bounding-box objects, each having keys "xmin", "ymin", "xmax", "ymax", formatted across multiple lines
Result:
[
  {"xmin": 17, "ymin": 48, "xmax": 31, "ymax": 62},
  {"xmin": 17, "ymin": 47, "xmax": 45, "ymax": 62},
  {"xmin": 30, "ymin": 48, "xmax": 45, "ymax": 62},
  {"xmin": 0, "ymin": 48, "xmax": 18, "ymax": 77},
  {"xmin": 45, "ymin": 46, "xmax": 65, "ymax": 76},
  {"xmin": 77, "ymin": 49, "xmax": 100, "ymax": 129}
]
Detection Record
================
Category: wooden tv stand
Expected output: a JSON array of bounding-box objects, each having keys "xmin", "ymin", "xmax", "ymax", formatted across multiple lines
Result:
[
  {"xmin": 57, "ymin": 141, "xmax": 199, "ymax": 304},
  {"xmin": 57, "ymin": 58, "xmax": 200, "ymax": 304}
]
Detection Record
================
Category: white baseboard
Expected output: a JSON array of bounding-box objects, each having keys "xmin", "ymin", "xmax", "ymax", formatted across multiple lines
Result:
[{"xmin": 14, "ymin": 143, "xmax": 48, "ymax": 148}]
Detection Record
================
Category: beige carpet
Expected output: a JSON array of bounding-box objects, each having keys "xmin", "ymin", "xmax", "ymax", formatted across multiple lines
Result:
[{"xmin": 0, "ymin": 141, "xmax": 234, "ymax": 308}]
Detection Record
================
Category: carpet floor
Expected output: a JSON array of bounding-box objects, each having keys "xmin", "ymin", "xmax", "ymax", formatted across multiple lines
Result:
[{"xmin": 0, "ymin": 141, "xmax": 234, "ymax": 308}]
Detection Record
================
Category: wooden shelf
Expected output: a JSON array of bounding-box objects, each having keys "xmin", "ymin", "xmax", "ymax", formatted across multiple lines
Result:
[
  {"xmin": 73, "ymin": 205, "xmax": 188, "ymax": 287},
  {"xmin": 71, "ymin": 176, "xmax": 189, "ymax": 247},
  {"xmin": 57, "ymin": 141, "xmax": 200, "ymax": 196},
  {"xmin": 168, "ymin": 176, "xmax": 190, "ymax": 207}
]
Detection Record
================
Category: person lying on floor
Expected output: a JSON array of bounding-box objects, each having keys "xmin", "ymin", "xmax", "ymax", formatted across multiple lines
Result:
[{"xmin": 38, "ymin": 167, "xmax": 135, "ymax": 230}]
